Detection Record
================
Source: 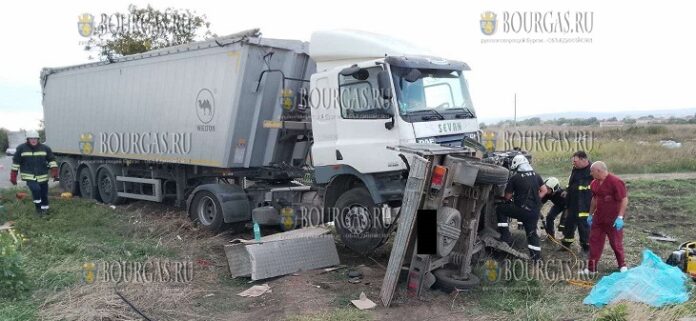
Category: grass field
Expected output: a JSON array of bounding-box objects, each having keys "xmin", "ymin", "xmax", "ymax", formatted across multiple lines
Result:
[
  {"xmin": 485, "ymin": 124, "xmax": 696, "ymax": 178},
  {"xmin": 1, "ymin": 181, "xmax": 696, "ymax": 320}
]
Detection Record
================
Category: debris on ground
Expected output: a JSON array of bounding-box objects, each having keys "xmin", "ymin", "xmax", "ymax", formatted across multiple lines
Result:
[
  {"xmin": 648, "ymin": 236, "xmax": 678, "ymax": 243},
  {"xmin": 351, "ymin": 292, "xmax": 377, "ymax": 310},
  {"xmin": 584, "ymin": 249, "xmax": 689, "ymax": 307},
  {"xmin": 237, "ymin": 284, "xmax": 271, "ymax": 297},
  {"xmin": 60, "ymin": 192, "xmax": 73, "ymax": 199},
  {"xmin": 660, "ymin": 140, "xmax": 682, "ymax": 149},
  {"xmin": 225, "ymin": 227, "xmax": 340, "ymax": 280}
]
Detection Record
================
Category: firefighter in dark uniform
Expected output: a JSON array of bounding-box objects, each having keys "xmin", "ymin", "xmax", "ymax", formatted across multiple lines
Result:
[
  {"xmin": 561, "ymin": 151, "xmax": 593, "ymax": 252},
  {"xmin": 9, "ymin": 130, "xmax": 59, "ymax": 216},
  {"xmin": 496, "ymin": 154, "xmax": 548, "ymax": 261},
  {"xmin": 540, "ymin": 177, "xmax": 566, "ymax": 241}
]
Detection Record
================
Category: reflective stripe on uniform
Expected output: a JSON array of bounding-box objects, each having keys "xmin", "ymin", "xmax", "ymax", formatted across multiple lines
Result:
[
  {"xmin": 20, "ymin": 173, "xmax": 35, "ymax": 179},
  {"xmin": 578, "ymin": 185, "xmax": 591, "ymax": 191},
  {"xmin": 20, "ymin": 151, "xmax": 47, "ymax": 157},
  {"xmin": 11, "ymin": 163, "xmax": 20, "ymax": 170},
  {"xmin": 497, "ymin": 223, "xmax": 509, "ymax": 227},
  {"xmin": 563, "ymin": 238, "xmax": 575, "ymax": 243},
  {"xmin": 578, "ymin": 212, "xmax": 589, "ymax": 217},
  {"xmin": 33, "ymin": 199, "xmax": 42, "ymax": 204},
  {"xmin": 40, "ymin": 206, "xmax": 49, "ymax": 210},
  {"xmin": 528, "ymin": 245, "xmax": 542, "ymax": 251}
]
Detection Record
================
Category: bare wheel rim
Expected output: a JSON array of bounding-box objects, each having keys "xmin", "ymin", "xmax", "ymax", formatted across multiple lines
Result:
[
  {"xmin": 99, "ymin": 173, "xmax": 114, "ymax": 199},
  {"xmin": 60, "ymin": 165, "xmax": 74, "ymax": 189},
  {"xmin": 197, "ymin": 196, "xmax": 217, "ymax": 225},
  {"xmin": 80, "ymin": 173, "xmax": 92, "ymax": 196},
  {"xmin": 342, "ymin": 204, "xmax": 371, "ymax": 235}
]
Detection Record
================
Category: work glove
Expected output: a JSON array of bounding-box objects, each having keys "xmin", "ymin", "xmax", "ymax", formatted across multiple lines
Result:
[
  {"xmin": 613, "ymin": 217, "xmax": 624, "ymax": 230},
  {"xmin": 51, "ymin": 167, "xmax": 59, "ymax": 180},
  {"xmin": 10, "ymin": 171, "xmax": 17, "ymax": 185},
  {"xmin": 587, "ymin": 214, "xmax": 593, "ymax": 227}
]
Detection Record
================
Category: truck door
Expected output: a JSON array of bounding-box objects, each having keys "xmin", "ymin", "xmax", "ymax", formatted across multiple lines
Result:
[{"xmin": 333, "ymin": 63, "xmax": 403, "ymax": 174}]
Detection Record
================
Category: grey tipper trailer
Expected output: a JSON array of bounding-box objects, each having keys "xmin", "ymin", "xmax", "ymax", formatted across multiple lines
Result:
[
  {"xmin": 42, "ymin": 29, "xmax": 511, "ymax": 258},
  {"xmin": 42, "ymin": 29, "xmax": 316, "ymax": 232}
]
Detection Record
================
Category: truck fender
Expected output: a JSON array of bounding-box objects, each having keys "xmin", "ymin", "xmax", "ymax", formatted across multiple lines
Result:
[{"xmin": 186, "ymin": 184, "xmax": 251, "ymax": 224}]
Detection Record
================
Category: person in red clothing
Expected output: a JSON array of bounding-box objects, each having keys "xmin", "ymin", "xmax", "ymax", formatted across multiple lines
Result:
[{"xmin": 585, "ymin": 161, "xmax": 629, "ymax": 274}]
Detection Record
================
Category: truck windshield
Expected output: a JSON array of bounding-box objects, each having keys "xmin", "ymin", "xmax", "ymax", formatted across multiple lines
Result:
[{"xmin": 390, "ymin": 66, "xmax": 476, "ymax": 121}]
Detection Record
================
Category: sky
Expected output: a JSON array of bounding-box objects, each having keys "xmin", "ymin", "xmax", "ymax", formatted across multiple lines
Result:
[{"xmin": 1, "ymin": 0, "xmax": 695, "ymax": 130}]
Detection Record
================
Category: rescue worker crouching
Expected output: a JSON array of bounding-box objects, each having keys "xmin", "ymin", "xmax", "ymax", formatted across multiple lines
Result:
[
  {"xmin": 496, "ymin": 154, "xmax": 548, "ymax": 261},
  {"xmin": 9, "ymin": 130, "xmax": 59, "ymax": 216},
  {"xmin": 540, "ymin": 177, "xmax": 567, "ymax": 241}
]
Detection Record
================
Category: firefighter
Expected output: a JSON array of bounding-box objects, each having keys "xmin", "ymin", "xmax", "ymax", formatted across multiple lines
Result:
[
  {"xmin": 541, "ymin": 177, "xmax": 566, "ymax": 241},
  {"xmin": 584, "ymin": 161, "xmax": 628, "ymax": 274},
  {"xmin": 496, "ymin": 154, "xmax": 548, "ymax": 261},
  {"xmin": 561, "ymin": 151, "xmax": 592, "ymax": 253},
  {"xmin": 9, "ymin": 130, "xmax": 59, "ymax": 216}
]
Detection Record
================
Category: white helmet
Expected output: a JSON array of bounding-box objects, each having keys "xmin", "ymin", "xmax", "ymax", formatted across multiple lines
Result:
[
  {"xmin": 544, "ymin": 177, "xmax": 561, "ymax": 193},
  {"xmin": 25, "ymin": 130, "xmax": 40, "ymax": 139},
  {"xmin": 510, "ymin": 154, "xmax": 529, "ymax": 171}
]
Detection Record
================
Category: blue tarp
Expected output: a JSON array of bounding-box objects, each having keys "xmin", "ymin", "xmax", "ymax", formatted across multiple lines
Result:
[{"xmin": 583, "ymin": 249, "xmax": 690, "ymax": 307}]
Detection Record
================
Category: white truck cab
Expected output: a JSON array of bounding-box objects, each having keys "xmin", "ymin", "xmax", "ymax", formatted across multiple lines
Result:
[{"xmin": 309, "ymin": 30, "xmax": 480, "ymax": 175}]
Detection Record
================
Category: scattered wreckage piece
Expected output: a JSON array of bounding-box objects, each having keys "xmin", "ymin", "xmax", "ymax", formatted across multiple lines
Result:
[{"xmin": 224, "ymin": 227, "xmax": 340, "ymax": 280}]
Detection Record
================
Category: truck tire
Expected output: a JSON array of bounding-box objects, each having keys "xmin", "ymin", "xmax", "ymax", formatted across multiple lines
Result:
[
  {"xmin": 96, "ymin": 165, "xmax": 125, "ymax": 205},
  {"xmin": 78, "ymin": 166, "xmax": 100, "ymax": 201},
  {"xmin": 334, "ymin": 187, "xmax": 387, "ymax": 255},
  {"xmin": 471, "ymin": 161, "xmax": 509, "ymax": 185},
  {"xmin": 59, "ymin": 159, "xmax": 79, "ymax": 195},
  {"xmin": 190, "ymin": 191, "xmax": 226, "ymax": 233},
  {"xmin": 434, "ymin": 268, "xmax": 480, "ymax": 293}
]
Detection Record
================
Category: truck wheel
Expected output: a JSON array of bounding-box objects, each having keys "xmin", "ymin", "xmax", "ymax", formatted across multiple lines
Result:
[
  {"xmin": 190, "ymin": 191, "xmax": 226, "ymax": 233},
  {"xmin": 96, "ymin": 165, "xmax": 125, "ymax": 205},
  {"xmin": 78, "ymin": 166, "xmax": 100, "ymax": 201},
  {"xmin": 334, "ymin": 187, "xmax": 387, "ymax": 255},
  {"xmin": 471, "ymin": 161, "xmax": 509, "ymax": 185},
  {"xmin": 59, "ymin": 159, "xmax": 79, "ymax": 195},
  {"xmin": 434, "ymin": 268, "xmax": 480, "ymax": 293}
]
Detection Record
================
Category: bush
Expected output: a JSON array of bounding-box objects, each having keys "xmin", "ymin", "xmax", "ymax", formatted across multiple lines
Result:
[
  {"xmin": 0, "ymin": 229, "xmax": 29, "ymax": 298},
  {"xmin": 0, "ymin": 128, "xmax": 8, "ymax": 154}
]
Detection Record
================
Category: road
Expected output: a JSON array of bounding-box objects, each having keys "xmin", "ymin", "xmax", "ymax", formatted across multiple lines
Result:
[{"xmin": 0, "ymin": 156, "xmax": 59, "ymax": 189}]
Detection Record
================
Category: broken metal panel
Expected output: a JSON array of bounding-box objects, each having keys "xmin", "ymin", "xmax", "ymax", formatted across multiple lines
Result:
[
  {"xmin": 224, "ymin": 227, "xmax": 340, "ymax": 280},
  {"xmin": 380, "ymin": 154, "xmax": 430, "ymax": 307}
]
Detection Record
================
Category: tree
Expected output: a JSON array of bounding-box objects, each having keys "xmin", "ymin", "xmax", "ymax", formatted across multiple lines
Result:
[{"xmin": 84, "ymin": 4, "xmax": 215, "ymax": 60}]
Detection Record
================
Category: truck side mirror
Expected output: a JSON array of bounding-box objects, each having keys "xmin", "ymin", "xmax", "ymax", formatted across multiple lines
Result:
[{"xmin": 377, "ymin": 70, "xmax": 393, "ymax": 100}]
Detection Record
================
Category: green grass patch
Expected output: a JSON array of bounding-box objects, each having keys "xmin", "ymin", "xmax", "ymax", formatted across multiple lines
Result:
[{"xmin": 0, "ymin": 187, "xmax": 175, "ymax": 318}]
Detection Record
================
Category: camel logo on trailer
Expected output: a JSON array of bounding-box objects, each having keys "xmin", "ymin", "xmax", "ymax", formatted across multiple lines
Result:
[
  {"xmin": 79, "ymin": 133, "xmax": 94, "ymax": 155},
  {"xmin": 195, "ymin": 88, "xmax": 215, "ymax": 124}
]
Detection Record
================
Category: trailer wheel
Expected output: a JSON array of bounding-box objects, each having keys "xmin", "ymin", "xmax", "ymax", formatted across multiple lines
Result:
[
  {"xmin": 434, "ymin": 268, "xmax": 480, "ymax": 293},
  {"xmin": 59, "ymin": 159, "xmax": 79, "ymax": 195},
  {"xmin": 190, "ymin": 191, "xmax": 225, "ymax": 233},
  {"xmin": 78, "ymin": 166, "xmax": 100, "ymax": 201},
  {"xmin": 471, "ymin": 161, "xmax": 509, "ymax": 185},
  {"xmin": 96, "ymin": 165, "xmax": 125, "ymax": 205},
  {"xmin": 334, "ymin": 187, "xmax": 387, "ymax": 255}
]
